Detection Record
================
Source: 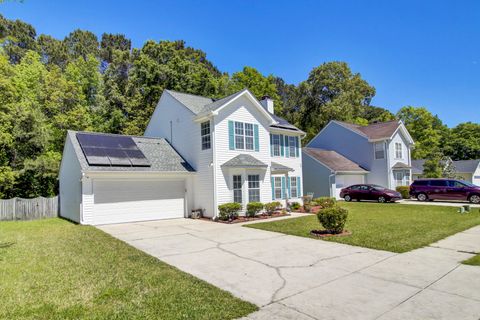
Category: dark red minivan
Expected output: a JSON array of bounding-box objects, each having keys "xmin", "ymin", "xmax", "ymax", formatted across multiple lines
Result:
[{"xmin": 409, "ymin": 179, "xmax": 480, "ymax": 204}]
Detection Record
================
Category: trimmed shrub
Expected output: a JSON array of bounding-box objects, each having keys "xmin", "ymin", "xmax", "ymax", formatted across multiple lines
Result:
[
  {"xmin": 396, "ymin": 186, "xmax": 410, "ymax": 199},
  {"xmin": 314, "ymin": 197, "xmax": 336, "ymax": 209},
  {"xmin": 264, "ymin": 201, "xmax": 281, "ymax": 215},
  {"xmin": 246, "ymin": 202, "xmax": 264, "ymax": 217},
  {"xmin": 290, "ymin": 202, "xmax": 301, "ymax": 211},
  {"xmin": 218, "ymin": 202, "xmax": 242, "ymax": 221},
  {"xmin": 316, "ymin": 206, "xmax": 348, "ymax": 234}
]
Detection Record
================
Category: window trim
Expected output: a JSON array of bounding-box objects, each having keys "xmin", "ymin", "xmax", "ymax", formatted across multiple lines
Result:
[
  {"xmin": 201, "ymin": 121, "xmax": 211, "ymax": 150},
  {"xmin": 290, "ymin": 176, "xmax": 298, "ymax": 198},
  {"xmin": 234, "ymin": 121, "xmax": 254, "ymax": 151},
  {"xmin": 248, "ymin": 174, "xmax": 260, "ymax": 202},
  {"xmin": 272, "ymin": 134, "xmax": 281, "ymax": 156},
  {"xmin": 288, "ymin": 136, "xmax": 297, "ymax": 158},
  {"xmin": 232, "ymin": 175, "xmax": 242, "ymax": 204},
  {"xmin": 395, "ymin": 142, "xmax": 402, "ymax": 159},
  {"xmin": 273, "ymin": 176, "xmax": 282, "ymax": 199},
  {"xmin": 374, "ymin": 142, "xmax": 385, "ymax": 160}
]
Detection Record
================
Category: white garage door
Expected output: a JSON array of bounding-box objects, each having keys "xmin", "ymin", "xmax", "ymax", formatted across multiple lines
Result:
[
  {"xmin": 93, "ymin": 179, "xmax": 185, "ymax": 224},
  {"xmin": 334, "ymin": 174, "xmax": 365, "ymax": 199}
]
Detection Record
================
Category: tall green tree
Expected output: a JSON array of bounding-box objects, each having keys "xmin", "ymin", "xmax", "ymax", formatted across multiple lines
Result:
[
  {"xmin": 64, "ymin": 29, "xmax": 99, "ymax": 60},
  {"xmin": 396, "ymin": 106, "xmax": 447, "ymax": 159},
  {"xmin": 444, "ymin": 122, "xmax": 480, "ymax": 160}
]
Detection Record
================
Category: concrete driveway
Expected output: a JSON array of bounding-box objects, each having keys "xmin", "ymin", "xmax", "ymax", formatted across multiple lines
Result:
[{"xmin": 98, "ymin": 217, "xmax": 480, "ymax": 320}]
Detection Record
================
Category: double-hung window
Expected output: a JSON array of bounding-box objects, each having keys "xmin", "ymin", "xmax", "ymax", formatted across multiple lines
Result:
[
  {"xmin": 248, "ymin": 175, "xmax": 260, "ymax": 202},
  {"xmin": 233, "ymin": 175, "xmax": 242, "ymax": 204},
  {"xmin": 272, "ymin": 134, "xmax": 280, "ymax": 156},
  {"xmin": 374, "ymin": 142, "xmax": 385, "ymax": 160},
  {"xmin": 234, "ymin": 122, "xmax": 244, "ymax": 150},
  {"xmin": 395, "ymin": 142, "xmax": 402, "ymax": 159},
  {"xmin": 274, "ymin": 177, "xmax": 282, "ymax": 199},
  {"xmin": 234, "ymin": 121, "xmax": 254, "ymax": 151},
  {"xmin": 201, "ymin": 121, "xmax": 211, "ymax": 150},
  {"xmin": 290, "ymin": 177, "xmax": 298, "ymax": 198},
  {"xmin": 288, "ymin": 136, "xmax": 296, "ymax": 157}
]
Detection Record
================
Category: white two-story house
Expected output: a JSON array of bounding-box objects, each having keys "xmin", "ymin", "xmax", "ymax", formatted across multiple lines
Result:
[
  {"xmin": 302, "ymin": 120, "xmax": 414, "ymax": 199},
  {"xmin": 59, "ymin": 88, "xmax": 304, "ymax": 225}
]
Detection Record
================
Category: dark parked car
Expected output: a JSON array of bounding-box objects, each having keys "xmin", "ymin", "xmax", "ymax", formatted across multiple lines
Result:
[
  {"xmin": 409, "ymin": 179, "xmax": 480, "ymax": 204},
  {"xmin": 340, "ymin": 184, "xmax": 402, "ymax": 203}
]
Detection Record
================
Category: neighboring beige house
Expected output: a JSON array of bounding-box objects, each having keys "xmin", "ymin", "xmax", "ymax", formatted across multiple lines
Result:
[
  {"xmin": 412, "ymin": 159, "xmax": 480, "ymax": 186},
  {"xmin": 59, "ymin": 89, "xmax": 305, "ymax": 225}
]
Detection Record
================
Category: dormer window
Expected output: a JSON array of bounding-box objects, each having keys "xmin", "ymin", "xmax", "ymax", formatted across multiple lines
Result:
[
  {"xmin": 201, "ymin": 121, "xmax": 211, "ymax": 150},
  {"xmin": 374, "ymin": 142, "xmax": 385, "ymax": 160}
]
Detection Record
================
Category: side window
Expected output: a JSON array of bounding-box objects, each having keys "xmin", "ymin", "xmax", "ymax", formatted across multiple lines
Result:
[
  {"xmin": 395, "ymin": 142, "xmax": 402, "ymax": 159},
  {"xmin": 271, "ymin": 134, "xmax": 280, "ymax": 156},
  {"xmin": 288, "ymin": 136, "xmax": 296, "ymax": 158},
  {"xmin": 234, "ymin": 122, "xmax": 244, "ymax": 149},
  {"xmin": 431, "ymin": 180, "xmax": 447, "ymax": 187},
  {"xmin": 449, "ymin": 180, "xmax": 465, "ymax": 188},
  {"xmin": 201, "ymin": 121, "xmax": 211, "ymax": 150},
  {"xmin": 374, "ymin": 142, "xmax": 385, "ymax": 160},
  {"xmin": 349, "ymin": 185, "xmax": 360, "ymax": 190},
  {"xmin": 274, "ymin": 177, "xmax": 282, "ymax": 199}
]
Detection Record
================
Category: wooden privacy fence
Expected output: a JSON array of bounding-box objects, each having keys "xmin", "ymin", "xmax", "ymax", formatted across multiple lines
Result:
[{"xmin": 0, "ymin": 196, "xmax": 58, "ymax": 221}]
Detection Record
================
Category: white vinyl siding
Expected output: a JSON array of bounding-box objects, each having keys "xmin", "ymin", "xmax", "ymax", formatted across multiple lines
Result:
[{"xmin": 374, "ymin": 142, "xmax": 385, "ymax": 160}]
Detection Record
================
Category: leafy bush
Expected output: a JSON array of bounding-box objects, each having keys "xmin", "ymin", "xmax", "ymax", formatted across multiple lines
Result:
[
  {"xmin": 264, "ymin": 201, "xmax": 281, "ymax": 215},
  {"xmin": 246, "ymin": 202, "xmax": 264, "ymax": 217},
  {"xmin": 290, "ymin": 202, "xmax": 301, "ymax": 210},
  {"xmin": 316, "ymin": 206, "xmax": 348, "ymax": 234},
  {"xmin": 302, "ymin": 194, "xmax": 313, "ymax": 205},
  {"xmin": 218, "ymin": 203, "xmax": 242, "ymax": 221},
  {"xmin": 314, "ymin": 197, "xmax": 336, "ymax": 209},
  {"xmin": 396, "ymin": 186, "xmax": 410, "ymax": 199}
]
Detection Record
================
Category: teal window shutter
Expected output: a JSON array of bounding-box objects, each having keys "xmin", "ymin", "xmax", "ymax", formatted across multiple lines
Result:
[
  {"xmin": 254, "ymin": 124, "xmax": 259, "ymax": 152},
  {"xmin": 271, "ymin": 177, "xmax": 275, "ymax": 200},
  {"xmin": 295, "ymin": 136, "xmax": 300, "ymax": 157},
  {"xmin": 280, "ymin": 134, "xmax": 284, "ymax": 156},
  {"xmin": 281, "ymin": 176, "xmax": 286, "ymax": 199},
  {"xmin": 284, "ymin": 136, "xmax": 290, "ymax": 158},
  {"xmin": 287, "ymin": 176, "xmax": 291, "ymax": 197},
  {"xmin": 270, "ymin": 134, "xmax": 273, "ymax": 156},
  {"xmin": 297, "ymin": 177, "xmax": 302, "ymax": 197},
  {"xmin": 228, "ymin": 121, "xmax": 234, "ymax": 150}
]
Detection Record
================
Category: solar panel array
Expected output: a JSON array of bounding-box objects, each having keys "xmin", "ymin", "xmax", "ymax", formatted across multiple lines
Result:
[{"xmin": 76, "ymin": 133, "xmax": 150, "ymax": 167}]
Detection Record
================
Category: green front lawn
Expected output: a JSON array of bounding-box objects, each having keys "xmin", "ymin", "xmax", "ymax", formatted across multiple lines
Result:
[
  {"xmin": 0, "ymin": 218, "xmax": 257, "ymax": 320},
  {"xmin": 463, "ymin": 254, "xmax": 480, "ymax": 266},
  {"xmin": 246, "ymin": 202, "xmax": 480, "ymax": 253}
]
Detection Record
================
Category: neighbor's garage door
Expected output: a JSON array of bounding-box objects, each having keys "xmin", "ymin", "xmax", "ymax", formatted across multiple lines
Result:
[
  {"xmin": 335, "ymin": 174, "xmax": 365, "ymax": 199},
  {"xmin": 92, "ymin": 179, "xmax": 185, "ymax": 224}
]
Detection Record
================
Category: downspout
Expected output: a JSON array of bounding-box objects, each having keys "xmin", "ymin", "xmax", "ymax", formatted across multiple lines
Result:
[
  {"xmin": 329, "ymin": 173, "xmax": 336, "ymax": 198},
  {"xmin": 385, "ymin": 140, "xmax": 391, "ymax": 189},
  {"xmin": 285, "ymin": 172, "xmax": 290, "ymax": 211},
  {"xmin": 211, "ymin": 118, "xmax": 218, "ymax": 218}
]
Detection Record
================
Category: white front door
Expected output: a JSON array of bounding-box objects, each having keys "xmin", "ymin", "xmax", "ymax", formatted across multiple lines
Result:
[{"xmin": 92, "ymin": 179, "xmax": 185, "ymax": 225}]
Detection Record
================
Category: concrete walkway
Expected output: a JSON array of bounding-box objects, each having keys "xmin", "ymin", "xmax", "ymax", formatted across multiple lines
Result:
[{"xmin": 98, "ymin": 217, "xmax": 480, "ymax": 320}]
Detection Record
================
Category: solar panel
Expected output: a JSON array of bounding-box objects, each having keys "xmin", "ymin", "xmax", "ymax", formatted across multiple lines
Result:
[{"xmin": 76, "ymin": 133, "xmax": 150, "ymax": 167}]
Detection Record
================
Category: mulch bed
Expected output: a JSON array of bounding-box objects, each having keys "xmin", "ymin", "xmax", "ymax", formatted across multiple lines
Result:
[
  {"xmin": 200, "ymin": 212, "xmax": 290, "ymax": 224},
  {"xmin": 310, "ymin": 229, "xmax": 352, "ymax": 238}
]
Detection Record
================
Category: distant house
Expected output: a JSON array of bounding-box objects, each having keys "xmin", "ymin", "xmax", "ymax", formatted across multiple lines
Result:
[
  {"xmin": 59, "ymin": 89, "xmax": 304, "ymax": 225},
  {"xmin": 412, "ymin": 159, "xmax": 480, "ymax": 186},
  {"xmin": 302, "ymin": 120, "xmax": 415, "ymax": 199}
]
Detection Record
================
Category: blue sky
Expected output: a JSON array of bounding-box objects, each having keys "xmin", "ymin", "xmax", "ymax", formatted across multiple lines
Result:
[{"xmin": 2, "ymin": 0, "xmax": 479, "ymax": 127}]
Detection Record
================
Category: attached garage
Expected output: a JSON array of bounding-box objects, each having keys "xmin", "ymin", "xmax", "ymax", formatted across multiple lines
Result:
[
  {"xmin": 59, "ymin": 131, "xmax": 195, "ymax": 225},
  {"xmin": 92, "ymin": 179, "xmax": 185, "ymax": 225},
  {"xmin": 334, "ymin": 174, "xmax": 365, "ymax": 199}
]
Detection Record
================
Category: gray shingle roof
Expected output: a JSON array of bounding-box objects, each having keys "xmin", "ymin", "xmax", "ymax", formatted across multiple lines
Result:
[
  {"xmin": 334, "ymin": 120, "xmax": 401, "ymax": 140},
  {"xmin": 392, "ymin": 162, "xmax": 411, "ymax": 169},
  {"xmin": 303, "ymin": 147, "xmax": 368, "ymax": 173},
  {"xmin": 271, "ymin": 162, "xmax": 294, "ymax": 173},
  {"xmin": 411, "ymin": 159, "xmax": 480, "ymax": 174},
  {"xmin": 68, "ymin": 131, "xmax": 195, "ymax": 173},
  {"xmin": 165, "ymin": 89, "xmax": 302, "ymax": 132},
  {"xmin": 221, "ymin": 154, "xmax": 268, "ymax": 168}
]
